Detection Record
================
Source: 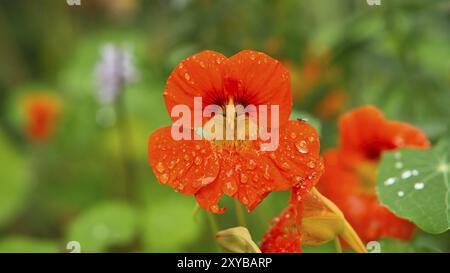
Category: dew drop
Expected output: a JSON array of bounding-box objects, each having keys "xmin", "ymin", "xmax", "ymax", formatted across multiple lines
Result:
[
  {"xmin": 242, "ymin": 197, "xmax": 249, "ymax": 205},
  {"xmin": 160, "ymin": 173, "xmax": 169, "ymax": 184},
  {"xmin": 195, "ymin": 144, "xmax": 201, "ymax": 150},
  {"xmin": 290, "ymin": 132, "xmax": 297, "ymax": 139},
  {"xmin": 199, "ymin": 61, "xmax": 206, "ymax": 68},
  {"xmin": 395, "ymin": 162, "xmax": 403, "ymax": 169},
  {"xmin": 156, "ymin": 162, "xmax": 165, "ymax": 173},
  {"xmin": 194, "ymin": 156, "xmax": 202, "ymax": 165},
  {"xmin": 247, "ymin": 160, "xmax": 256, "ymax": 170},
  {"xmin": 223, "ymin": 181, "xmax": 237, "ymax": 195},
  {"xmin": 397, "ymin": 191, "xmax": 405, "ymax": 197},
  {"xmin": 183, "ymin": 154, "xmax": 190, "ymax": 161},
  {"xmin": 253, "ymin": 174, "xmax": 259, "ymax": 182},
  {"xmin": 240, "ymin": 173, "xmax": 248, "ymax": 184},
  {"xmin": 401, "ymin": 170, "xmax": 412, "ymax": 179},
  {"xmin": 226, "ymin": 169, "xmax": 233, "ymax": 177},
  {"xmin": 200, "ymin": 176, "xmax": 215, "ymax": 186},
  {"xmin": 295, "ymin": 140, "xmax": 309, "ymax": 154},
  {"xmin": 167, "ymin": 160, "xmax": 177, "ymax": 169},
  {"xmin": 263, "ymin": 167, "xmax": 271, "ymax": 180},
  {"xmin": 307, "ymin": 161, "xmax": 316, "ymax": 169},
  {"xmin": 210, "ymin": 205, "xmax": 220, "ymax": 213},
  {"xmin": 384, "ymin": 177, "xmax": 396, "ymax": 186},
  {"xmin": 184, "ymin": 73, "xmax": 191, "ymax": 81},
  {"xmin": 281, "ymin": 162, "xmax": 291, "ymax": 169},
  {"xmin": 412, "ymin": 169, "xmax": 419, "ymax": 176},
  {"xmin": 414, "ymin": 182, "xmax": 424, "ymax": 190}
]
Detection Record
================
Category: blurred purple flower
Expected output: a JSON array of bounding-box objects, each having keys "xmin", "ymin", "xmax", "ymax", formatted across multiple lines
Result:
[{"xmin": 95, "ymin": 43, "xmax": 138, "ymax": 104}]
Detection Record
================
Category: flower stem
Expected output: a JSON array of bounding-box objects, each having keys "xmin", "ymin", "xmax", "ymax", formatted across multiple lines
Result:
[
  {"xmin": 334, "ymin": 237, "xmax": 343, "ymax": 253},
  {"xmin": 115, "ymin": 97, "xmax": 137, "ymax": 202},
  {"xmin": 234, "ymin": 199, "xmax": 247, "ymax": 227},
  {"xmin": 206, "ymin": 212, "xmax": 221, "ymax": 252}
]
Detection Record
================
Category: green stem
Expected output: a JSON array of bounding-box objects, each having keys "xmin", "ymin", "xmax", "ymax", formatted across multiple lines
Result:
[
  {"xmin": 115, "ymin": 97, "xmax": 137, "ymax": 202},
  {"xmin": 334, "ymin": 237, "xmax": 343, "ymax": 253},
  {"xmin": 206, "ymin": 212, "xmax": 221, "ymax": 252},
  {"xmin": 234, "ymin": 199, "xmax": 247, "ymax": 227}
]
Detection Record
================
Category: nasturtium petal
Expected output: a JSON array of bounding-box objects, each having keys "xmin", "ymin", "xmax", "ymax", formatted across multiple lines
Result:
[{"xmin": 376, "ymin": 139, "xmax": 450, "ymax": 234}]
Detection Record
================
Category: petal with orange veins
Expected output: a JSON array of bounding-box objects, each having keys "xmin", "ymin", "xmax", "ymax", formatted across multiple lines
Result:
[
  {"xmin": 226, "ymin": 50, "xmax": 292, "ymax": 127},
  {"xmin": 164, "ymin": 50, "xmax": 227, "ymax": 127},
  {"xmin": 148, "ymin": 126, "xmax": 220, "ymax": 195},
  {"xmin": 257, "ymin": 120, "xmax": 324, "ymax": 196},
  {"xmin": 195, "ymin": 147, "xmax": 287, "ymax": 213},
  {"xmin": 196, "ymin": 120, "xmax": 323, "ymax": 213}
]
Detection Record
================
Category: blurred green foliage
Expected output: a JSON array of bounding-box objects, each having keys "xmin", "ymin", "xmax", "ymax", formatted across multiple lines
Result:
[{"xmin": 0, "ymin": 0, "xmax": 448, "ymax": 252}]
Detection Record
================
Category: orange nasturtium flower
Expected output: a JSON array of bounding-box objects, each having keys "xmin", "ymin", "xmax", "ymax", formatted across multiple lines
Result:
[
  {"xmin": 148, "ymin": 50, "xmax": 323, "ymax": 213},
  {"xmin": 317, "ymin": 105, "xmax": 430, "ymax": 243},
  {"xmin": 259, "ymin": 187, "xmax": 367, "ymax": 253},
  {"xmin": 24, "ymin": 94, "xmax": 61, "ymax": 142}
]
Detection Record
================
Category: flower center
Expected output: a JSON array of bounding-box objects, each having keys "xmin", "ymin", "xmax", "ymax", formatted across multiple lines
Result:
[{"xmin": 201, "ymin": 97, "xmax": 258, "ymax": 149}]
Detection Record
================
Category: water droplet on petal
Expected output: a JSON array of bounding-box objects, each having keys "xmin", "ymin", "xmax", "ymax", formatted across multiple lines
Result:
[
  {"xmin": 223, "ymin": 181, "xmax": 237, "ymax": 196},
  {"xmin": 210, "ymin": 205, "xmax": 220, "ymax": 213},
  {"xmin": 242, "ymin": 197, "xmax": 249, "ymax": 205},
  {"xmin": 247, "ymin": 160, "xmax": 256, "ymax": 170},
  {"xmin": 281, "ymin": 162, "xmax": 291, "ymax": 169},
  {"xmin": 200, "ymin": 176, "xmax": 215, "ymax": 186},
  {"xmin": 160, "ymin": 173, "xmax": 169, "ymax": 184},
  {"xmin": 156, "ymin": 162, "xmax": 165, "ymax": 173},
  {"xmin": 295, "ymin": 140, "xmax": 309, "ymax": 154},
  {"xmin": 240, "ymin": 173, "xmax": 248, "ymax": 184},
  {"xmin": 194, "ymin": 156, "xmax": 202, "ymax": 166},
  {"xmin": 168, "ymin": 160, "xmax": 177, "ymax": 169},
  {"xmin": 253, "ymin": 174, "xmax": 259, "ymax": 182},
  {"xmin": 184, "ymin": 73, "xmax": 191, "ymax": 81},
  {"xmin": 183, "ymin": 154, "xmax": 190, "ymax": 161},
  {"xmin": 307, "ymin": 161, "xmax": 316, "ymax": 169},
  {"xmin": 290, "ymin": 132, "xmax": 297, "ymax": 139},
  {"xmin": 195, "ymin": 144, "xmax": 201, "ymax": 150}
]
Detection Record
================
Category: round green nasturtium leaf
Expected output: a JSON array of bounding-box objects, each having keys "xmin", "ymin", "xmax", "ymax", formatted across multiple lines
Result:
[
  {"xmin": 0, "ymin": 132, "xmax": 29, "ymax": 228},
  {"xmin": 141, "ymin": 197, "xmax": 203, "ymax": 252},
  {"xmin": 66, "ymin": 201, "xmax": 137, "ymax": 252},
  {"xmin": 0, "ymin": 236, "xmax": 59, "ymax": 253},
  {"xmin": 376, "ymin": 140, "xmax": 450, "ymax": 234}
]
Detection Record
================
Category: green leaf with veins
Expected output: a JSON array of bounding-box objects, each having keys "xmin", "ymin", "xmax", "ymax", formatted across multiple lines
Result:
[{"xmin": 376, "ymin": 139, "xmax": 450, "ymax": 234}]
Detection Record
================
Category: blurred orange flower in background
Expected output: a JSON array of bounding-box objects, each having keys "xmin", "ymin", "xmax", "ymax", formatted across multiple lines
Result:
[
  {"xmin": 317, "ymin": 105, "xmax": 430, "ymax": 243},
  {"xmin": 148, "ymin": 50, "xmax": 323, "ymax": 213},
  {"xmin": 24, "ymin": 94, "xmax": 61, "ymax": 143}
]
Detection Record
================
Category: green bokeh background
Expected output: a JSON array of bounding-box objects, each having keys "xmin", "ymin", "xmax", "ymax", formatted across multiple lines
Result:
[{"xmin": 0, "ymin": 0, "xmax": 448, "ymax": 253}]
